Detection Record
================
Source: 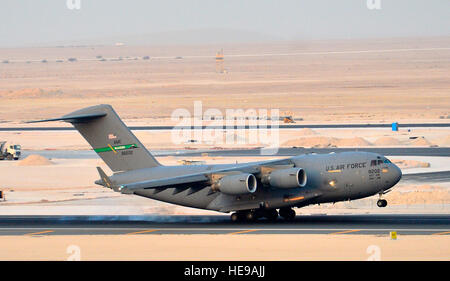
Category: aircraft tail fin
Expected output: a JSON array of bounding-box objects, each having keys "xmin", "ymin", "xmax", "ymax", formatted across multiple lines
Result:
[{"xmin": 28, "ymin": 104, "xmax": 161, "ymax": 172}]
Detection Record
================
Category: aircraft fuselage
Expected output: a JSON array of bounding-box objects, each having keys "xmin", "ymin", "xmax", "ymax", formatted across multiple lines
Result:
[{"xmin": 107, "ymin": 151, "xmax": 402, "ymax": 213}]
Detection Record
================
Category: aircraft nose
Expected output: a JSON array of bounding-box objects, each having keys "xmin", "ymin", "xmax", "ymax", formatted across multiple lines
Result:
[{"xmin": 391, "ymin": 163, "xmax": 402, "ymax": 185}]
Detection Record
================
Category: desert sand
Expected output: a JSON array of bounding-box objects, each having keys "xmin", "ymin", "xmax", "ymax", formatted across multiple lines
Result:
[
  {"xmin": 0, "ymin": 234, "xmax": 448, "ymax": 261},
  {"xmin": 0, "ymin": 37, "xmax": 449, "ymax": 125}
]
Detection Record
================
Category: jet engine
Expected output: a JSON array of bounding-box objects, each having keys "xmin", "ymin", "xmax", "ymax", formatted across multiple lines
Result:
[
  {"xmin": 262, "ymin": 167, "xmax": 307, "ymax": 189},
  {"xmin": 212, "ymin": 173, "xmax": 257, "ymax": 195}
]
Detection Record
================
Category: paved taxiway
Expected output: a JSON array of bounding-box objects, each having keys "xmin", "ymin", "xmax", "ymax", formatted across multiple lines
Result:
[
  {"xmin": 22, "ymin": 147, "xmax": 450, "ymax": 159},
  {"xmin": 2, "ymin": 123, "xmax": 450, "ymax": 131},
  {"xmin": 0, "ymin": 215, "xmax": 448, "ymax": 236},
  {"xmin": 179, "ymin": 147, "xmax": 450, "ymax": 157}
]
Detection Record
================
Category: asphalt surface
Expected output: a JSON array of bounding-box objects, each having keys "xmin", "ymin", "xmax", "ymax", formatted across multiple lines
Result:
[
  {"xmin": 0, "ymin": 214, "xmax": 448, "ymax": 236},
  {"xmin": 22, "ymin": 147, "xmax": 450, "ymax": 159},
  {"xmin": 2, "ymin": 123, "xmax": 450, "ymax": 131},
  {"xmin": 179, "ymin": 147, "xmax": 450, "ymax": 157},
  {"xmin": 402, "ymin": 171, "xmax": 450, "ymax": 183}
]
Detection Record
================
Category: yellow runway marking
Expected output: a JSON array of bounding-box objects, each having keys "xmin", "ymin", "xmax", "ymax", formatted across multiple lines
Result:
[
  {"xmin": 25, "ymin": 230, "xmax": 54, "ymax": 236},
  {"xmin": 329, "ymin": 230, "xmax": 360, "ymax": 235},
  {"xmin": 431, "ymin": 231, "xmax": 450, "ymax": 235},
  {"xmin": 228, "ymin": 229, "xmax": 260, "ymax": 235},
  {"xmin": 126, "ymin": 229, "xmax": 159, "ymax": 235}
]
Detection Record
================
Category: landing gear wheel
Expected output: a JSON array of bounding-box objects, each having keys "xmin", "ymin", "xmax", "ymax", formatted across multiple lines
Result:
[
  {"xmin": 377, "ymin": 199, "xmax": 387, "ymax": 208},
  {"xmin": 279, "ymin": 208, "xmax": 296, "ymax": 220},
  {"xmin": 264, "ymin": 209, "xmax": 278, "ymax": 221},
  {"xmin": 230, "ymin": 213, "xmax": 240, "ymax": 222},
  {"xmin": 231, "ymin": 211, "xmax": 246, "ymax": 222},
  {"xmin": 245, "ymin": 210, "xmax": 257, "ymax": 222}
]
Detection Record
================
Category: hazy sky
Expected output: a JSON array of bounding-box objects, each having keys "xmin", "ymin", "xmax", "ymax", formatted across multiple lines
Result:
[{"xmin": 1, "ymin": 0, "xmax": 449, "ymax": 47}]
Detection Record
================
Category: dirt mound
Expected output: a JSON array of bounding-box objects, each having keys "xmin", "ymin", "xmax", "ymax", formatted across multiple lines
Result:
[
  {"xmin": 283, "ymin": 136, "xmax": 337, "ymax": 148},
  {"xmin": 297, "ymin": 128, "xmax": 317, "ymax": 136},
  {"xmin": 334, "ymin": 137, "xmax": 372, "ymax": 147},
  {"xmin": 392, "ymin": 159, "xmax": 430, "ymax": 169},
  {"xmin": 438, "ymin": 135, "xmax": 450, "ymax": 147},
  {"xmin": 0, "ymin": 88, "xmax": 63, "ymax": 98},
  {"xmin": 385, "ymin": 189, "xmax": 450, "ymax": 205},
  {"xmin": 283, "ymin": 136, "xmax": 371, "ymax": 148},
  {"xmin": 410, "ymin": 137, "xmax": 433, "ymax": 146},
  {"xmin": 17, "ymin": 154, "xmax": 54, "ymax": 166},
  {"xmin": 374, "ymin": 137, "xmax": 402, "ymax": 146}
]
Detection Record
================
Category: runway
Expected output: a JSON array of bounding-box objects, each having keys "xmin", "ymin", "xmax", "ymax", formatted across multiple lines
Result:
[
  {"xmin": 22, "ymin": 147, "xmax": 450, "ymax": 159},
  {"xmin": 2, "ymin": 123, "xmax": 450, "ymax": 131},
  {"xmin": 402, "ymin": 171, "xmax": 450, "ymax": 183},
  {"xmin": 179, "ymin": 147, "xmax": 450, "ymax": 157},
  {"xmin": 0, "ymin": 214, "xmax": 448, "ymax": 236}
]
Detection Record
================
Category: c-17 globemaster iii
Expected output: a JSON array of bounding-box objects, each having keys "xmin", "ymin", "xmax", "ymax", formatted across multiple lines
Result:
[{"xmin": 29, "ymin": 104, "xmax": 402, "ymax": 222}]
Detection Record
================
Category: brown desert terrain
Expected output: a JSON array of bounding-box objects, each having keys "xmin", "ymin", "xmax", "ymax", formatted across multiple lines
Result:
[{"xmin": 0, "ymin": 37, "xmax": 449, "ymax": 125}]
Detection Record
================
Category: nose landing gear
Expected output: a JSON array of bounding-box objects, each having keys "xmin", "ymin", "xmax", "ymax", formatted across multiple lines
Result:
[
  {"xmin": 377, "ymin": 199, "xmax": 388, "ymax": 207},
  {"xmin": 377, "ymin": 191, "xmax": 389, "ymax": 208}
]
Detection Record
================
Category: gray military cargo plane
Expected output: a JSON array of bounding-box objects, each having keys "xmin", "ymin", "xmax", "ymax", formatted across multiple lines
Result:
[{"xmin": 30, "ymin": 104, "xmax": 402, "ymax": 222}]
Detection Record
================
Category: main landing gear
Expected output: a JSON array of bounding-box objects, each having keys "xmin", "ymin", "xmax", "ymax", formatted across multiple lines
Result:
[
  {"xmin": 279, "ymin": 207, "xmax": 296, "ymax": 220},
  {"xmin": 230, "ymin": 208, "xmax": 296, "ymax": 222}
]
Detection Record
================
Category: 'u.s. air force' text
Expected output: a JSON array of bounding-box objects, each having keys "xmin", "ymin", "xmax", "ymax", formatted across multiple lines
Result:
[{"xmin": 326, "ymin": 162, "xmax": 366, "ymax": 171}]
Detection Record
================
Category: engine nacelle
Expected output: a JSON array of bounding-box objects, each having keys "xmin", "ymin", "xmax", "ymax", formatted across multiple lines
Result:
[
  {"xmin": 212, "ymin": 173, "xmax": 257, "ymax": 195},
  {"xmin": 264, "ymin": 167, "xmax": 307, "ymax": 189}
]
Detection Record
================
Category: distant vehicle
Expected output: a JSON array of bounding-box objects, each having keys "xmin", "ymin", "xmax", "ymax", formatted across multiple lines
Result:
[
  {"xmin": 0, "ymin": 142, "xmax": 21, "ymax": 160},
  {"xmin": 175, "ymin": 56, "xmax": 183, "ymax": 59},
  {"xmin": 142, "ymin": 56, "xmax": 150, "ymax": 60},
  {"xmin": 2, "ymin": 60, "xmax": 9, "ymax": 64},
  {"xmin": 41, "ymin": 59, "xmax": 48, "ymax": 63},
  {"xmin": 282, "ymin": 116, "xmax": 295, "ymax": 123},
  {"xmin": 55, "ymin": 59, "xmax": 63, "ymax": 63},
  {"xmin": 68, "ymin": 58, "xmax": 77, "ymax": 62}
]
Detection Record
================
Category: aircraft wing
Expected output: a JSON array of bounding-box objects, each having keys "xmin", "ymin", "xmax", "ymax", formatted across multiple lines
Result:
[
  {"xmin": 98, "ymin": 157, "xmax": 290, "ymax": 194},
  {"xmin": 120, "ymin": 173, "xmax": 211, "ymax": 194}
]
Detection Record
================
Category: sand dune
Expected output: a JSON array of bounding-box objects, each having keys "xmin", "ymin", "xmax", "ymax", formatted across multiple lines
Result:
[
  {"xmin": 440, "ymin": 135, "xmax": 450, "ymax": 147},
  {"xmin": 282, "ymin": 136, "xmax": 371, "ymax": 148},
  {"xmin": 374, "ymin": 137, "xmax": 402, "ymax": 146},
  {"xmin": 410, "ymin": 137, "xmax": 433, "ymax": 146},
  {"xmin": 297, "ymin": 128, "xmax": 317, "ymax": 136},
  {"xmin": 17, "ymin": 154, "xmax": 54, "ymax": 166},
  {"xmin": 391, "ymin": 159, "xmax": 431, "ymax": 169}
]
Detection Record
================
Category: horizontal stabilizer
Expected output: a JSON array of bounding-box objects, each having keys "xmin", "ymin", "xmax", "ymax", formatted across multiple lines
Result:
[
  {"xmin": 26, "ymin": 112, "xmax": 107, "ymax": 124},
  {"xmin": 96, "ymin": 167, "xmax": 120, "ymax": 192}
]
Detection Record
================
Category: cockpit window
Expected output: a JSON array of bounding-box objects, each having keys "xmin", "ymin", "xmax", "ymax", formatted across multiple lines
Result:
[
  {"xmin": 383, "ymin": 158, "xmax": 391, "ymax": 164},
  {"xmin": 371, "ymin": 158, "xmax": 390, "ymax": 166}
]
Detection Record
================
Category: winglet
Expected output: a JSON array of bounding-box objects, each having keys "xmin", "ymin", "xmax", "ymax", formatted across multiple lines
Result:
[{"xmin": 96, "ymin": 167, "xmax": 120, "ymax": 192}]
